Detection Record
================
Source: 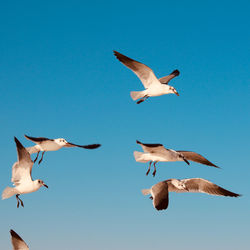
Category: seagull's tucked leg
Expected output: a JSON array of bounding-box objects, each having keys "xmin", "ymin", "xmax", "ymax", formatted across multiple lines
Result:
[
  {"xmin": 137, "ymin": 95, "xmax": 149, "ymax": 104},
  {"xmin": 34, "ymin": 151, "xmax": 40, "ymax": 163},
  {"xmin": 16, "ymin": 195, "xmax": 19, "ymax": 208},
  {"xmin": 146, "ymin": 161, "xmax": 153, "ymax": 176},
  {"xmin": 16, "ymin": 194, "xmax": 24, "ymax": 208},
  {"xmin": 38, "ymin": 151, "xmax": 45, "ymax": 165},
  {"xmin": 19, "ymin": 197, "xmax": 24, "ymax": 207},
  {"xmin": 152, "ymin": 162, "xmax": 158, "ymax": 177}
]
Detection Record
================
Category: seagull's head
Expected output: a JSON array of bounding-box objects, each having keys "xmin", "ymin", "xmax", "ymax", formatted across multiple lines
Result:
[
  {"xmin": 35, "ymin": 179, "xmax": 48, "ymax": 189},
  {"xmin": 55, "ymin": 138, "xmax": 68, "ymax": 146},
  {"xmin": 169, "ymin": 86, "xmax": 179, "ymax": 96}
]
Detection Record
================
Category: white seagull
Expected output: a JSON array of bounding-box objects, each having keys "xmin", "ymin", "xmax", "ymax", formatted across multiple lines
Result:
[
  {"xmin": 134, "ymin": 140, "xmax": 219, "ymax": 176},
  {"xmin": 2, "ymin": 137, "xmax": 48, "ymax": 208},
  {"xmin": 114, "ymin": 50, "xmax": 180, "ymax": 104},
  {"xmin": 142, "ymin": 178, "xmax": 241, "ymax": 211},
  {"xmin": 24, "ymin": 134, "xmax": 101, "ymax": 164},
  {"xmin": 10, "ymin": 229, "xmax": 29, "ymax": 250}
]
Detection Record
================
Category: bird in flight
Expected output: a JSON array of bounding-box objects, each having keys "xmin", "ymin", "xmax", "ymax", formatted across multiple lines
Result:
[
  {"xmin": 114, "ymin": 50, "xmax": 180, "ymax": 104},
  {"xmin": 24, "ymin": 134, "xmax": 101, "ymax": 164},
  {"xmin": 142, "ymin": 178, "xmax": 241, "ymax": 211},
  {"xmin": 134, "ymin": 140, "xmax": 219, "ymax": 176},
  {"xmin": 10, "ymin": 229, "xmax": 29, "ymax": 250},
  {"xmin": 2, "ymin": 137, "xmax": 48, "ymax": 208}
]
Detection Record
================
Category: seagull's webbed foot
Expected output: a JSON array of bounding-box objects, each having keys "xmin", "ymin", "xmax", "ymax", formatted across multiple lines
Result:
[
  {"xmin": 152, "ymin": 162, "xmax": 157, "ymax": 177},
  {"xmin": 149, "ymin": 196, "xmax": 153, "ymax": 200},
  {"xmin": 146, "ymin": 161, "xmax": 153, "ymax": 176},
  {"xmin": 34, "ymin": 151, "xmax": 40, "ymax": 163},
  {"xmin": 38, "ymin": 151, "xmax": 45, "ymax": 165}
]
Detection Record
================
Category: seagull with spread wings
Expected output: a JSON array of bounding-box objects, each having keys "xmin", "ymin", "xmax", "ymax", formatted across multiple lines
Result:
[
  {"xmin": 2, "ymin": 137, "xmax": 48, "ymax": 208},
  {"xmin": 134, "ymin": 140, "xmax": 219, "ymax": 176},
  {"xmin": 10, "ymin": 230, "xmax": 29, "ymax": 250},
  {"xmin": 24, "ymin": 134, "xmax": 101, "ymax": 164},
  {"xmin": 114, "ymin": 50, "xmax": 180, "ymax": 104},
  {"xmin": 142, "ymin": 178, "xmax": 241, "ymax": 211}
]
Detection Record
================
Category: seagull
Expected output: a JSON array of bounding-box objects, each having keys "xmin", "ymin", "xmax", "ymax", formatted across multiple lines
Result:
[
  {"xmin": 24, "ymin": 134, "xmax": 101, "ymax": 164},
  {"xmin": 2, "ymin": 137, "xmax": 48, "ymax": 208},
  {"xmin": 113, "ymin": 50, "xmax": 180, "ymax": 104},
  {"xmin": 134, "ymin": 140, "xmax": 219, "ymax": 176},
  {"xmin": 142, "ymin": 178, "xmax": 241, "ymax": 211},
  {"xmin": 10, "ymin": 229, "xmax": 29, "ymax": 250}
]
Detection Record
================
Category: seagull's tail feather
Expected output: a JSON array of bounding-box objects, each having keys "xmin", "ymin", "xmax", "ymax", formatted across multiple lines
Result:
[
  {"xmin": 133, "ymin": 151, "xmax": 148, "ymax": 163},
  {"xmin": 2, "ymin": 187, "xmax": 18, "ymax": 200},
  {"xmin": 130, "ymin": 91, "xmax": 145, "ymax": 101},
  {"xmin": 141, "ymin": 189, "xmax": 151, "ymax": 195}
]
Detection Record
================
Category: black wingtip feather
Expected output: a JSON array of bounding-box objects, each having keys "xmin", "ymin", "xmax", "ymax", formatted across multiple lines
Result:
[
  {"xmin": 14, "ymin": 137, "xmax": 24, "ymax": 149},
  {"xmin": 171, "ymin": 69, "xmax": 180, "ymax": 76},
  {"xmin": 10, "ymin": 229, "xmax": 22, "ymax": 240},
  {"xmin": 82, "ymin": 144, "xmax": 101, "ymax": 149}
]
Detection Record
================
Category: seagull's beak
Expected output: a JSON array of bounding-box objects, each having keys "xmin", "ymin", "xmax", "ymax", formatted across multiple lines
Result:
[
  {"xmin": 43, "ymin": 183, "xmax": 48, "ymax": 188},
  {"xmin": 174, "ymin": 89, "xmax": 179, "ymax": 96}
]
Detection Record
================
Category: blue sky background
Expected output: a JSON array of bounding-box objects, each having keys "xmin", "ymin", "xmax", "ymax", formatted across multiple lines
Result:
[{"xmin": 0, "ymin": 0, "xmax": 249, "ymax": 249}]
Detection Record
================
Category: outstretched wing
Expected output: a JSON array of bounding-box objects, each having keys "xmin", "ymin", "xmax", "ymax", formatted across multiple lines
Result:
[
  {"xmin": 64, "ymin": 142, "xmax": 101, "ymax": 149},
  {"xmin": 170, "ymin": 178, "xmax": 241, "ymax": 197},
  {"xmin": 136, "ymin": 140, "xmax": 168, "ymax": 154},
  {"xmin": 12, "ymin": 137, "xmax": 33, "ymax": 185},
  {"xmin": 177, "ymin": 151, "xmax": 219, "ymax": 168},
  {"xmin": 114, "ymin": 51, "xmax": 159, "ymax": 88},
  {"xmin": 10, "ymin": 229, "xmax": 29, "ymax": 250},
  {"xmin": 158, "ymin": 69, "xmax": 180, "ymax": 84},
  {"xmin": 24, "ymin": 134, "xmax": 51, "ymax": 143}
]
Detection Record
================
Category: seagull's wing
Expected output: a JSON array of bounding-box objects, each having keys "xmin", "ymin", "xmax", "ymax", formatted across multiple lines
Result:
[
  {"xmin": 152, "ymin": 181, "xmax": 169, "ymax": 210},
  {"xmin": 64, "ymin": 142, "xmax": 101, "ymax": 149},
  {"xmin": 12, "ymin": 137, "xmax": 33, "ymax": 185},
  {"xmin": 136, "ymin": 140, "xmax": 168, "ymax": 154},
  {"xmin": 170, "ymin": 178, "xmax": 241, "ymax": 197},
  {"xmin": 158, "ymin": 70, "xmax": 180, "ymax": 84},
  {"xmin": 24, "ymin": 134, "xmax": 51, "ymax": 143},
  {"xmin": 114, "ymin": 51, "xmax": 159, "ymax": 88},
  {"xmin": 177, "ymin": 151, "xmax": 219, "ymax": 168},
  {"xmin": 10, "ymin": 230, "xmax": 29, "ymax": 250}
]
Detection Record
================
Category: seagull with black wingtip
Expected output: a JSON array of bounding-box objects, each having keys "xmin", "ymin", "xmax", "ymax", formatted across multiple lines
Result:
[
  {"xmin": 113, "ymin": 50, "xmax": 180, "ymax": 104},
  {"xmin": 24, "ymin": 134, "xmax": 101, "ymax": 164},
  {"xmin": 142, "ymin": 178, "xmax": 241, "ymax": 211},
  {"xmin": 2, "ymin": 137, "xmax": 48, "ymax": 208},
  {"xmin": 134, "ymin": 140, "xmax": 219, "ymax": 176}
]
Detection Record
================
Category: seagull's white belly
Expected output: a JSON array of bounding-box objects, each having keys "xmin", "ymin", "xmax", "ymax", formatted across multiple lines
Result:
[
  {"xmin": 16, "ymin": 183, "xmax": 39, "ymax": 194},
  {"xmin": 142, "ymin": 151, "xmax": 182, "ymax": 162},
  {"xmin": 141, "ymin": 153, "xmax": 168, "ymax": 162},
  {"xmin": 40, "ymin": 141, "xmax": 62, "ymax": 151},
  {"xmin": 146, "ymin": 85, "xmax": 169, "ymax": 97}
]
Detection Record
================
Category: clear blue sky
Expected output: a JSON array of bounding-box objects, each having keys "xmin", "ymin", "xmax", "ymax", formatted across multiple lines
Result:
[{"xmin": 0, "ymin": 0, "xmax": 249, "ymax": 249}]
